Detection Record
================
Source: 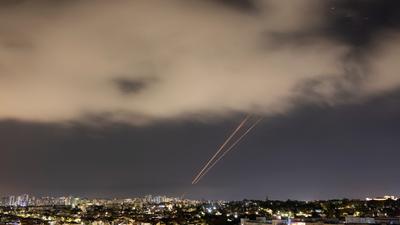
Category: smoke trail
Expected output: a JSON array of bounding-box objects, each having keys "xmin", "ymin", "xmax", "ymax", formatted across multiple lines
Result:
[
  {"xmin": 193, "ymin": 117, "xmax": 262, "ymax": 184},
  {"xmin": 191, "ymin": 115, "xmax": 251, "ymax": 184}
]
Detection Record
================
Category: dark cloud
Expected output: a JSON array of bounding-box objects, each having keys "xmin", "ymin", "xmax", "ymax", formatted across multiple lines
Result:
[
  {"xmin": 0, "ymin": 0, "xmax": 25, "ymax": 7},
  {"xmin": 324, "ymin": 0, "xmax": 400, "ymax": 46},
  {"xmin": 1, "ymin": 38, "xmax": 33, "ymax": 50},
  {"xmin": 294, "ymin": 52, "xmax": 368, "ymax": 104},
  {"xmin": 113, "ymin": 78, "xmax": 148, "ymax": 95},
  {"xmin": 265, "ymin": 0, "xmax": 400, "ymax": 49},
  {"xmin": 213, "ymin": 0, "xmax": 259, "ymax": 12}
]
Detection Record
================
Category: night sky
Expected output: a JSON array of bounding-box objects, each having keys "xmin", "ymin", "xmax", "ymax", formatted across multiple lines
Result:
[{"xmin": 1, "ymin": 0, "xmax": 400, "ymax": 200}]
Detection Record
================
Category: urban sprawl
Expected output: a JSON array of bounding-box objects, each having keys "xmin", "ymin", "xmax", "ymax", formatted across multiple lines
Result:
[{"xmin": 1, "ymin": 194, "xmax": 400, "ymax": 225}]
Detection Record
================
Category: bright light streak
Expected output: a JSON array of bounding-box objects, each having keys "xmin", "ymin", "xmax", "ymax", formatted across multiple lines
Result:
[
  {"xmin": 193, "ymin": 117, "xmax": 262, "ymax": 184},
  {"xmin": 191, "ymin": 115, "xmax": 251, "ymax": 184}
]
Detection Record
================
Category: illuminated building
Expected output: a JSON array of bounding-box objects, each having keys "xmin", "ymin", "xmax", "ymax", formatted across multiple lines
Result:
[
  {"xmin": 241, "ymin": 217, "xmax": 269, "ymax": 225},
  {"xmin": 346, "ymin": 216, "xmax": 375, "ymax": 224}
]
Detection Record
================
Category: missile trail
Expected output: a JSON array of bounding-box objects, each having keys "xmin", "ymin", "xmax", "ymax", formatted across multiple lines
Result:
[
  {"xmin": 193, "ymin": 117, "xmax": 262, "ymax": 184},
  {"xmin": 191, "ymin": 115, "xmax": 251, "ymax": 184}
]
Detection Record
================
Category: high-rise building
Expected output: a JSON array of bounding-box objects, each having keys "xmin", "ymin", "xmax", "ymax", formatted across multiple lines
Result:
[{"xmin": 8, "ymin": 195, "xmax": 15, "ymax": 206}]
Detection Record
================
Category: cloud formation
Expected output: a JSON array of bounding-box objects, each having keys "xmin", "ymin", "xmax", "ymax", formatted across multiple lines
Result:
[{"xmin": 0, "ymin": 0, "xmax": 399, "ymax": 124}]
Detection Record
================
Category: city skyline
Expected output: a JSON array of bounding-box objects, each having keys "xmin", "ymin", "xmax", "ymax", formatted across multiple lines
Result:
[
  {"xmin": 1, "ymin": 0, "xmax": 400, "ymax": 201},
  {"xmin": 1, "ymin": 193, "xmax": 399, "ymax": 205},
  {"xmin": 2, "ymin": 193, "xmax": 400, "ymax": 224}
]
